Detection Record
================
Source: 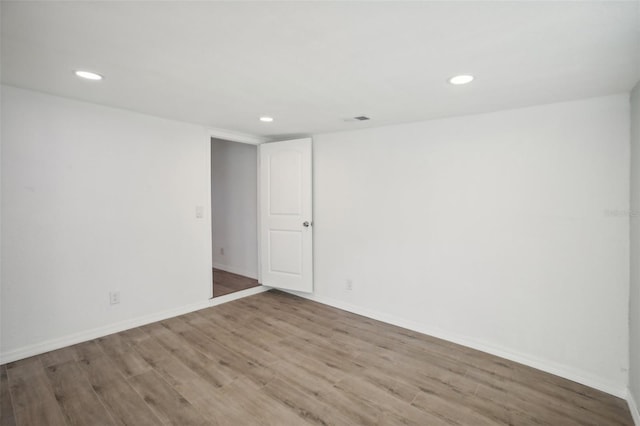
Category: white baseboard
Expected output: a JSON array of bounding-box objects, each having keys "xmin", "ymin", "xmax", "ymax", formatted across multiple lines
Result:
[
  {"xmin": 2, "ymin": 283, "xmax": 629, "ymax": 405},
  {"xmin": 628, "ymin": 388, "xmax": 640, "ymax": 426},
  {"xmin": 287, "ymin": 290, "xmax": 628, "ymax": 399},
  {"xmin": 213, "ymin": 262, "xmax": 258, "ymax": 280},
  {"xmin": 0, "ymin": 286, "xmax": 268, "ymax": 365}
]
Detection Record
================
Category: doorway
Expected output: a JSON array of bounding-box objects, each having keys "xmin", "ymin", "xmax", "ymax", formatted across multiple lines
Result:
[{"xmin": 210, "ymin": 137, "xmax": 260, "ymax": 297}]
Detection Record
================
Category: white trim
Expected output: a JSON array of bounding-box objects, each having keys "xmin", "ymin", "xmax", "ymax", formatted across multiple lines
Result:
[
  {"xmin": 209, "ymin": 285, "xmax": 268, "ymax": 305},
  {"xmin": 286, "ymin": 290, "xmax": 628, "ymax": 399},
  {"xmin": 628, "ymin": 388, "xmax": 640, "ymax": 426},
  {"xmin": 1, "ymin": 299, "xmax": 206, "ymax": 364},
  {"xmin": 213, "ymin": 262, "xmax": 259, "ymax": 280},
  {"xmin": 205, "ymin": 129, "xmax": 215, "ymax": 300},
  {"xmin": 208, "ymin": 127, "xmax": 266, "ymax": 145},
  {"xmin": 256, "ymin": 145, "xmax": 262, "ymax": 284},
  {"xmin": 0, "ymin": 286, "xmax": 268, "ymax": 365}
]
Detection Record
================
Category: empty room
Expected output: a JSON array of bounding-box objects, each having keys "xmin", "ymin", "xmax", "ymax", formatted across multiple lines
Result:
[{"xmin": 1, "ymin": 1, "xmax": 639, "ymax": 425}]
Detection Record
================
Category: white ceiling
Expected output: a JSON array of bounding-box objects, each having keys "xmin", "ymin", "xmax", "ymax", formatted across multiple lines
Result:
[{"xmin": 2, "ymin": 1, "xmax": 639, "ymax": 139}]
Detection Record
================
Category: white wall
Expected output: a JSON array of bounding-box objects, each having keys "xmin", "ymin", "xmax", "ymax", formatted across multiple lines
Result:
[
  {"xmin": 310, "ymin": 95, "xmax": 630, "ymax": 395},
  {"xmin": 1, "ymin": 84, "xmax": 633, "ymax": 402},
  {"xmin": 0, "ymin": 86, "xmax": 212, "ymax": 361},
  {"xmin": 630, "ymin": 82, "xmax": 640, "ymax": 419},
  {"xmin": 211, "ymin": 138, "xmax": 258, "ymax": 279}
]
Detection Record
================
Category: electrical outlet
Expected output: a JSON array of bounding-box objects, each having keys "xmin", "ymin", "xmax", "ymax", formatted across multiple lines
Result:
[
  {"xmin": 195, "ymin": 205, "xmax": 204, "ymax": 219},
  {"xmin": 109, "ymin": 291, "xmax": 120, "ymax": 305},
  {"xmin": 346, "ymin": 279, "xmax": 353, "ymax": 291},
  {"xmin": 220, "ymin": 247, "xmax": 225, "ymax": 255}
]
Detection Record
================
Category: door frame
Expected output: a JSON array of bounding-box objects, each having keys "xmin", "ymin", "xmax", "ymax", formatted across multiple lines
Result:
[{"xmin": 207, "ymin": 127, "xmax": 267, "ymax": 299}]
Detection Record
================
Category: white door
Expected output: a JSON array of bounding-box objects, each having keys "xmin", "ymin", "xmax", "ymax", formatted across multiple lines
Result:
[{"xmin": 259, "ymin": 138, "xmax": 313, "ymax": 292}]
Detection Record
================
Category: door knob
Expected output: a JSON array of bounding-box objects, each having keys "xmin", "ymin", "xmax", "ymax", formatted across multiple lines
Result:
[{"xmin": 303, "ymin": 221, "xmax": 311, "ymax": 227}]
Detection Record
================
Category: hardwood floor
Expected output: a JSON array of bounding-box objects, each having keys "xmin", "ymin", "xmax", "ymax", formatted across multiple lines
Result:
[
  {"xmin": 1, "ymin": 290, "xmax": 634, "ymax": 425},
  {"xmin": 213, "ymin": 268, "xmax": 259, "ymax": 298}
]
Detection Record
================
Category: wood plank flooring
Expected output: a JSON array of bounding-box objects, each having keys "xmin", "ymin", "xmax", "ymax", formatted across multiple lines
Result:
[
  {"xmin": 1, "ymin": 290, "xmax": 634, "ymax": 425},
  {"xmin": 213, "ymin": 268, "xmax": 259, "ymax": 298}
]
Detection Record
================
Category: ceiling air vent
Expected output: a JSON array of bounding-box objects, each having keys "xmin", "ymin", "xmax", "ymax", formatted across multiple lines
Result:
[{"xmin": 343, "ymin": 116, "xmax": 371, "ymax": 122}]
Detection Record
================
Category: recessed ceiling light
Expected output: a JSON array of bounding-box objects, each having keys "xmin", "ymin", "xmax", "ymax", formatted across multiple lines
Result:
[
  {"xmin": 74, "ymin": 70, "xmax": 103, "ymax": 81},
  {"xmin": 259, "ymin": 116, "xmax": 274, "ymax": 123},
  {"xmin": 449, "ymin": 74, "xmax": 474, "ymax": 85}
]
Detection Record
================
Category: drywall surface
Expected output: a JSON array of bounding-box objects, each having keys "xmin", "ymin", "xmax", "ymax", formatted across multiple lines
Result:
[
  {"xmin": 210, "ymin": 138, "xmax": 258, "ymax": 279},
  {"xmin": 1, "ymin": 86, "xmax": 212, "ymax": 360},
  {"xmin": 311, "ymin": 95, "xmax": 630, "ymax": 394},
  {"xmin": 630, "ymin": 81, "xmax": 640, "ymax": 413}
]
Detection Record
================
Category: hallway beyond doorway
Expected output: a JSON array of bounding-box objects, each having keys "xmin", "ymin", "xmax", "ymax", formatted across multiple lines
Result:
[{"xmin": 213, "ymin": 268, "xmax": 259, "ymax": 298}]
